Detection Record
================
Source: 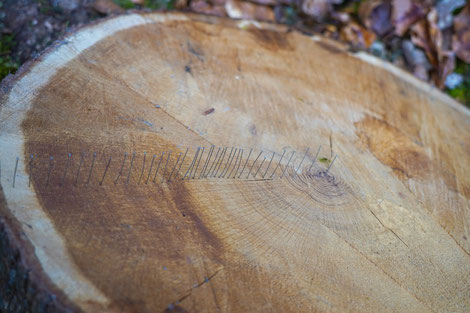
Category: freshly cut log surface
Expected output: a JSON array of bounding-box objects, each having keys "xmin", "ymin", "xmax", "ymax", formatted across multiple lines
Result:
[{"xmin": 0, "ymin": 12, "xmax": 469, "ymax": 313}]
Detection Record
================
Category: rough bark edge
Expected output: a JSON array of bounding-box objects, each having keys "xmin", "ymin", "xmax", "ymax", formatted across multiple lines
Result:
[
  {"xmin": 0, "ymin": 10, "xmax": 286, "ymax": 101},
  {"xmin": 0, "ymin": 186, "xmax": 81, "ymax": 313},
  {"xmin": 2, "ymin": 9, "xmax": 466, "ymax": 112}
]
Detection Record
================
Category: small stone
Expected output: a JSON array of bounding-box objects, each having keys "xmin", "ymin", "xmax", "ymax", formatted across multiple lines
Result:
[
  {"xmin": 445, "ymin": 73, "xmax": 463, "ymax": 89},
  {"xmin": 369, "ymin": 41, "xmax": 387, "ymax": 59},
  {"xmin": 44, "ymin": 21, "xmax": 53, "ymax": 31},
  {"xmin": 52, "ymin": 0, "xmax": 79, "ymax": 11},
  {"xmin": 92, "ymin": 0, "xmax": 125, "ymax": 15}
]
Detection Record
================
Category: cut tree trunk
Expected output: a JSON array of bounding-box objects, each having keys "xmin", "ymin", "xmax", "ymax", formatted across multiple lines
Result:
[{"xmin": 1, "ymin": 12, "xmax": 469, "ymax": 313}]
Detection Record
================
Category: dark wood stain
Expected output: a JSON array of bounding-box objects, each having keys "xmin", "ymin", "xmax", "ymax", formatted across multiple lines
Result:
[
  {"xmin": 355, "ymin": 115, "xmax": 460, "ymax": 195},
  {"xmin": 203, "ymin": 108, "xmax": 214, "ymax": 115},
  {"xmin": 315, "ymin": 41, "xmax": 345, "ymax": 54},
  {"xmin": 249, "ymin": 29, "xmax": 292, "ymax": 51},
  {"xmin": 249, "ymin": 124, "xmax": 257, "ymax": 136},
  {"xmin": 186, "ymin": 41, "xmax": 205, "ymax": 62},
  {"xmin": 164, "ymin": 304, "xmax": 189, "ymax": 313},
  {"xmin": 167, "ymin": 179, "xmax": 224, "ymax": 262},
  {"xmin": 20, "ymin": 48, "xmax": 225, "ymax": 312}
]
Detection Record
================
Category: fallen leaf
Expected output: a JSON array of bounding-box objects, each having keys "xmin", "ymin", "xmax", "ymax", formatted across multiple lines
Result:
[
  {"xmin": 402, "ymin": 40, "xmax": 432, "ymax": 81},
  {"xmin": 410, "ymin": 20, "xmax": 432, "ymax": 59},
  {"xmin": 410, "ymin": 8, "xmax": 456, "ymax": 88},
  {"xmin": 436, "ymin": 50, "xmax": 455, "ymax": 89},
  {"xmin": 453, "ymin": 5, "xmax": 470, "ymax": 63},
  {"xmin": 247, "ymin": 0, "xmax": 277, "ymax": 6},
  {"xmin": 225, "ymin": 0, "xmax": 275, "ymax": 21},
  {"xmin": 301, "ymin": 0, "xmax": 330, "ymax": 22},
  {"xmin": 428, "ymin": 8, "xmax": 455, "ymax": 87},
  {"xmin": 211, "ymin": 0, "xmax": 226, "ymax": 5},
  {"xmin": 174, "ymin": 0, "xmax": 188, "ymax": 9},
  {"xmin": 340, "ymin": 22, "xmax": 376, "ymax": 49},
  {"xmin": 325, "ymin": 24, "xmax": 337, "ymax": 33},
  {"xmin": 191, "ymin": 0, "xmax": 226, "ymax": 16},
  {"xmin": 299, "ymin": 0, "xmax": 344, "ymax": 22},
  {"xmin": 331, "ymin": 10, "xmax": 350, "ymax": 24},
  {"xmin": 92, "ymin": 0, "xmax": 124, "ymax": 15},
  {"xmin": 359, "ymin": 0, "xmax": 393, "ymax": 36},
  {"xmin": 435, "ymin": 0, "xmax": 465, "ymax": 29},
  {"xmin": 391, "ymin": 0, "xmax": 426, "ymax": 36}
]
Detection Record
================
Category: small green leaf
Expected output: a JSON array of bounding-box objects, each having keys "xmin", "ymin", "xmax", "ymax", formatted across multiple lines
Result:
[
  {"xmin": 144, "ymin": 0, "xmax": 176, "ymax": 10},
  {"xmin": 0, "ymin": 34, "xmax": 19, "ymax": 81},
  {"xmin": 113, "ymin": 0, "xmax": 136, "ymax": 9},
  {"xmin": 446, "ymin": 60, "xmax": 470, "ymax": 108}
]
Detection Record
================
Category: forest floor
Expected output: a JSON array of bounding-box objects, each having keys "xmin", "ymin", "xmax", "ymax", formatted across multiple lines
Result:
[{"xmin": 1, "ymin": 0, "xmax": 470, "ymax": 107}]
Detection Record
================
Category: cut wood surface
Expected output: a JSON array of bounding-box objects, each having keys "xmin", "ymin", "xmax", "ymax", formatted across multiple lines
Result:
[{"xmin": 1, "ymin": 12, "xmax": 470, "ymax": 313}]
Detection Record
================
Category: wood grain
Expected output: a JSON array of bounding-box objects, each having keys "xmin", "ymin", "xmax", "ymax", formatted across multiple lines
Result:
[{"xmin": 0, "ymin": 12, "xmax": 469, "ymax": 313}]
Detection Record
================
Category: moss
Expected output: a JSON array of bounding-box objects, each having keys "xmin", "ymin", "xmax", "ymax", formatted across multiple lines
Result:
[
  {"xmin": 285, "ymin": 6, "xmax": 298, "ymax": 25},
  {"xmin": 113, "ymin": 0, "xmax": 176, "ymax": 10},
  {"xmin": 113, "ymin": 0, "xmax": 136, "ymax": 9},
  {"xmin": 0, "ymin": 34, "xmax": 19, "ymax": 82},
  {"xmin": 336, "ymin": 0, "xmax": 364, "ymax": 17},
  {"xmin": 38, "ymin": 0, "xmax": 54, "ymax": 14},
  {"xmin": 144, "ymin": 0, "xmax": 177, "ymax": 10},
  {"xmin": 446, "ymin": 60, "xmax": 470, "ymax": 108}
]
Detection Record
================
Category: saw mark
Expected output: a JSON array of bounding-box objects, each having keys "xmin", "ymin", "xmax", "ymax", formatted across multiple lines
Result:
[
  {"xmin": 166, "ymin": 268, "xmax": 222, "ymax": 312},
  {"xmin": 368, "ymin": 207, "xmax": 409, "ymax": 248}
]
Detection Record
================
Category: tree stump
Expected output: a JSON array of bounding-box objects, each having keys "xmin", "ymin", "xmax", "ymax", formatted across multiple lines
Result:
[{"xmin": 1, "ymin": 12, "xmax": 469, "ymax": 313}]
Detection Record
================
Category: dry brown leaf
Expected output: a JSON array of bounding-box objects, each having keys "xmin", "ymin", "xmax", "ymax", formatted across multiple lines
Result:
[
  {"xmin": 300, "ymin": 0, "xmax": 344, "ymax": 22},
  {"xmin": 246, "ymin": 0, "xmax": 277, "ymax": 6},
  {"xmin": 331, "ymin": 10, "xmax": 350, "ymax": 23},
  {"xmin": 92, "ymin": 0, "xmax": 125, "ymax": 15},
  {"xmin": 436, "ymin": 0, "xmax": 465, "ymax": 29},
  {"xmin": 301, "ymin": 0, "xmax": 330, "ymax": 22},
  {"xmin": 211, "ymin": 0, "xmax": 227, "ymax": 6},
  {"xmin": 453, "ymin": 5, "xmax": 470, "ymax": 63},
  {"xmin": 358, "ymin": 0, "xmax": 393, "ymax": 36},
  {"xmin": 437, "ymin": 51, "xmax": 455, "ymax": 89},
  {"xmin": 428, "ymin": 8, "xmax": 455, "ymax": 88},
  {"xmin": 410, "ymin": 8, "xmax": 455, "ymax": 88},
  {"xmin": 402, "ymin": 40, "xmax": 431, "ymax": 81},
  {"xmin": 191, "ymin": 0, "xmax": 226, "ymax": 16},
  {"xmin": 174, "ymin": 0, "xmax": 189, "ymax": 9},
  {"xmin": 225, "ymin": 0, "xmax": 275, "ymax": 21},
  {"xmin": 325, "ymin": 24, "xmax": 337, "ymax": 33},
  {"xmin": 453, "ymin": 31, "xmax": 470, "ymax": 63},
  {"xmin": 410, "ymin": 20, "xmax": 436, "ymax": 66},
  {"xmin": 391, "ymin": 0, "xmax": 426, "ymax": 36},
  {"xmin": 358, "ymin": 0, "xmax": 380, "ymax": 26},
  {"xmin": 340, "ymin": 22, "xmax": 376, "ymax": 49}
]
